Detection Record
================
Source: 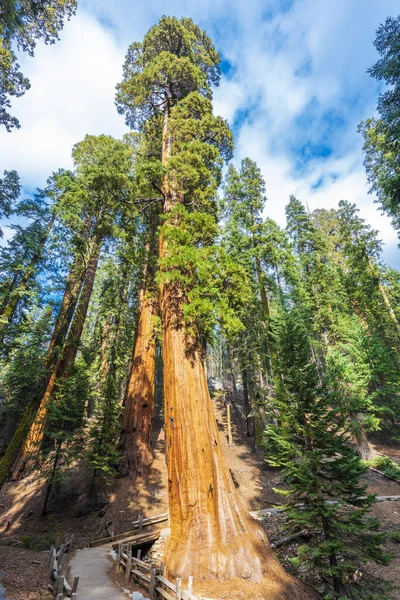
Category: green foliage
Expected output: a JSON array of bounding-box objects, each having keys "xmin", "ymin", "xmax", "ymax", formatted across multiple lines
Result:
[
  {"xmin": 265, "ymin": 309, "xmax": 391, "ymax": 598},
  {"xmin": 364, "ymin": 456, "xmax": 400, "ymax": 482},
  {"xmin": 116, "ymin": 16, "xmax": 220, "ymax": 128},
  {"xmin": 361, "ymin": 16, "xmax": 400, "ymax": 238},
  {"xmin": 158, "ymin": 203, "xmax": 248, "ymax": 340},
  {"xmin": 0, "ymin": 0, "xmax": 77, "ymax": 130},
  {"xmin": 20, "ymin": 517, "xmax": 61, "ymax": 550},
  {"xmin": 0, "ymin": 170, "xmax": 20, "ymax": 223}
]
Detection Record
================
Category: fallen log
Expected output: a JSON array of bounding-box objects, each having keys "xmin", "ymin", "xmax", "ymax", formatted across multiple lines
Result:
[{"xmin": 271, "ymin": 530, "xmax": 313, "ymax": 549}]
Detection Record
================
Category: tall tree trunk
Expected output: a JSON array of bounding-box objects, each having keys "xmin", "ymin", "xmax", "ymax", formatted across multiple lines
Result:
[
  {"xmin": 159, "ymin": 108, "xmax": 306, "ymax": 592},
  {"xmin": 118, "ymin": 236, "xmax": 158, "ymax": 477},
  {"xmin": 368, "ymin": 259, "xmax": 400, "ymax": 340},
  {"xmin": 0, "ymin": 214, "xmax": 56, "ymax": 346},
  {"xmin": 9, "ymin": 238, "xmax": 101, "ymax": 480},
  {"xmin": 0, "ymin": 246, "xmax": 90, "ymax": 487},
  {"xmin": 242, "ymin": 368, "xmax": 252, "ymax": 437}
]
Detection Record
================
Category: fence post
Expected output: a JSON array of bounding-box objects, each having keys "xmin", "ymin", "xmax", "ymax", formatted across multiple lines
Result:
[
  {"xmin": 53, "ymin": 575, "xmax": 63, "ymax": 599},
  {"xmin": 58, "ymin": 543, "xmax": 65, "ymax": 564},
  {"xmin": 176, "ymin": 577, "xmax": 182, "ymax": 600},
  {"xmin": 125, "ymin": 543, "xmax": 132, "ymax": 584},
  {"xmin": 149, "ymin": 562, "xmax": 156, "ymax": 600},
  {"xmin": 188, "ymin": 575, "xmax": 193, "ymax": 596},
  {"xmin": 138, "ymin": 513, "xmax": 143, "ymax": 532},
  {"xmin": 160, "ymin": 561, "xmax": 166, "ymax": 576},
  {"xmin": 117, "ymin": 542, "xmax": 122, "ymax": 571},
  {"xmin": 49, "ymin": 547, "xmax": 56, "ymax": 579},
  {"xmin": 72, "ymin": 576, "xmax": 79, "ymax": 594},
  {"xmin": 137, "ymin": 548, "xmax": 141, "ymax": 561}
]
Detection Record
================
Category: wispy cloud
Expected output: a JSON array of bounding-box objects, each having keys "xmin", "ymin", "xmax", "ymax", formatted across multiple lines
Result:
[{"xmin": 0, "ymin": 0, "xmax": 399, "ymax": 264}]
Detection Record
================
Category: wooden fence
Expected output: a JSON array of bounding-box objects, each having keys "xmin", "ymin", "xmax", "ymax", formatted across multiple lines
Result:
[
  {"xmin": 91, "ymin": 511, "xmax": 169, "ymax": 547},
  {"xmin": 48, "ymin": 535, "xmax": 79, "ymax": 599},
  {"xmin": 115, "ymin": 541, "xmax": 196, "ymax": 600}
]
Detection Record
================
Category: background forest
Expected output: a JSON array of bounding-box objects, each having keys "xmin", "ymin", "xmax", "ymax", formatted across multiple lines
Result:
[{"xmin": 1, "ymin": 3, "xmax": 400, "ymax": 600}]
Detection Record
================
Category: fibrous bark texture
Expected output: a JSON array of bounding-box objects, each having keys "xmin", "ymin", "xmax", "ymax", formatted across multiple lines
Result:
[{"xmin": 119, "ymin": 290, "xmax": 157, "ymax": 477}]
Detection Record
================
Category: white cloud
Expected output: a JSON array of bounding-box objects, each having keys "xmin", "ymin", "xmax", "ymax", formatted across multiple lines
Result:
[
  {"xmin": 0, "ymin": 0, "xmax": 399, "ymax": 266},
  {"xmin": 0, "ymin": 8, "xmax": 127, "ymax": 189}
]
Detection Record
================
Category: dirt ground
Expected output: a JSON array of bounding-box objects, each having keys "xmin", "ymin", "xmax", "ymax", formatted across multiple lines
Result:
[
  {"xmin": 0, "ymin": 545, "xmax": 51, "ymax": 599},
  {"xmin": 0, "ymin": 392, "xmax": 399, "ymax": 599}
]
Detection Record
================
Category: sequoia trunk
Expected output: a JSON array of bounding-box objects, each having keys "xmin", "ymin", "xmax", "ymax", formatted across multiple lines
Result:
[
  {"xmin": 118, "ymin": 248, "xmax": 158, "ymax": 476},
  {"xmin": 159, "ymin": 108, "xmax": 308, "ymax": 593}
]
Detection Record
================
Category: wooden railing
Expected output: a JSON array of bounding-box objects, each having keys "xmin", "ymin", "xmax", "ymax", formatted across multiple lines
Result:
[
  {"xmin": 115, "ymin": 541, "xmax": 196, "ymax": 600},
  {"xmin": 49, "ymin": 535, "xmax": 79, "ymax": 599},
  {"xmin": 90, "ymin": 511, "xmax": 169, "ymax": 547}
]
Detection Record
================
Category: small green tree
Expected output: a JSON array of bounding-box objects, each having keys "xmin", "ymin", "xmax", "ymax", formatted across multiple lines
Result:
[{"xmin": 265, "ymin": 309, "xmax": 390, "ymax": 599}]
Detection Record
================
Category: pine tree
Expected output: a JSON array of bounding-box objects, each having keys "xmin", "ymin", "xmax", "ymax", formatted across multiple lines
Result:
[
  {"xmin": 265, "ymin": 308, "xmax": 391, "ymax": 599},
  {"xmin": 360, "ymin": 15, "xmax": 400, "ymax": 239}
]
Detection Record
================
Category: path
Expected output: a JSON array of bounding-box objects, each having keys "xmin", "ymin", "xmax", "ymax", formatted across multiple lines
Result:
[{"xmin": 69, "ymin": 546, "xmax": 128, "ymax": 600}]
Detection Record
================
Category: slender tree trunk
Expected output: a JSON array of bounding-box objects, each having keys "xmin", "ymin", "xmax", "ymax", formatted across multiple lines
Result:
[
  {"xmin": 118, "ymin": 236, "xmax": 158, "ymax": 477},
  {"xmin": 367, "ymin": 260, "xmax": 400, "ymax": 340},
  {"xmin": 242, "ymin": 368, "xmax": 252, "ymax": 437},
  {"xmin": 9, "ymin": 238, "xmax": 101, "ymax": 480},
  {"xmin": 0, "ymin": 214, "xmax": 56, "ymax": 345},
  {"xmin": 0, "ymin": 247, "xmax": 90, "ymax": 487},
  {"xmin": 159, "ymin": 108, "xmax": 307, "ymax": 593},
  {"xmin": 42, "ymin": 439, "xmax": 62, "ymax": 516}
]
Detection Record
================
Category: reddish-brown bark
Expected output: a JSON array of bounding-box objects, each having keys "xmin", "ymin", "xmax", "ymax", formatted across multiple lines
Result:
[
  {"xmin": 159, "ymin": 109, "xmax": 315, "ymax": 597},
  {"xmin": 11, "ymin": 239, "xmax": 101, "ymax": 478},
  {"xmin": 119, "ymin": 230, "xmax": 158, "ymax": 477},
  {"xmin": 118, "ymin": 290, "xmax": 157, "ymax": 477}
]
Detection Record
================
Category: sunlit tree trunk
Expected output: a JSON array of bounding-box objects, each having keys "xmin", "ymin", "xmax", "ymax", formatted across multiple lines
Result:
[
  {"xmin": 9, "ymin": 237, "xmax": 101, "ymax": 479},
  {"xmin": 118, "ymin": 236, "xmax": 158, "ymax": 477},
  {"xmin": 159, "ymin": 109, "xmax": 305, "ymax": 590}
]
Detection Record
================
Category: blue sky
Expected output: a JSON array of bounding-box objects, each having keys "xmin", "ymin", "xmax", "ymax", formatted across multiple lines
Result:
[{"xmin": 1, "ymin": 0, "xmax": 399, "ymax": 266}]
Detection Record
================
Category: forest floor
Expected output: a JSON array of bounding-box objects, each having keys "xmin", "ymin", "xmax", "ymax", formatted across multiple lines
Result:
[{"xmin": 0, "ymin": 391, "xmax": 399, "ymax": 598}]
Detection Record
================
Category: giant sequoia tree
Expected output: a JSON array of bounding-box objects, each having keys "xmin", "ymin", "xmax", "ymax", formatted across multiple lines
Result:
[{"xmin": 115, "ymin": 17, "xmax": 314, "ymax": 596}]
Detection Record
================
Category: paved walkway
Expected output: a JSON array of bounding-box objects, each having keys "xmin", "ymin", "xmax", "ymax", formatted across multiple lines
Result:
[{"xmin": 69, "ymin": 547, "xmax": 127, "ymax": 600}]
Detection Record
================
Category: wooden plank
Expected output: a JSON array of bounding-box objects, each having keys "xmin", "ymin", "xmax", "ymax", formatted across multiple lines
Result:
[
  {"xmin": 49, "ymin": 548, "xmax": 56, "ymax": 579},
  {"xmin": 149, "ymin": 562, "xmax": 157, "ymax": 600},
  {"xmin": 176, "ymin": 577, "xmax": 182, "ymax": 600},
  {"xmin": 131, "ymin": 569, "xmax": 151, "ymax": 584},
  {"xmin": 131, "ymin": 556, "xmax": 151, "ymax": 571},
  {"xmin": 157, "ymin": 574, "xmax": 176, "ymax": 593},
  {"xmin": 125, "ymin": 543, "xmax": 132, "ymax": 584},
  {"xmin": 132, "ymin": 512, "xmax": 169, "ymax": 528},
  {"xmin": 111, "ymin": 531, "xmax": 160, "ymax": 551},
  {"xmin": 72, "ymin": 576, "xmax": 79, "ymax": 593},
  {"xmin": 155, "ymin": 587, "xmax": 174, "ymax": 600},
  {"xmin": 117, "ymin": 543, "xmax": 122, "ymax": 571},
  {"xmin": 63, "ymin": 578, "xmax": 72, "ymax": 595},
  {"xmin": 188, "ymin": 576, "xmax": 193, "ymax": 595},
  {"xmin": 91, "ymin": 513, "xmax": 168, "ymax": 546}
]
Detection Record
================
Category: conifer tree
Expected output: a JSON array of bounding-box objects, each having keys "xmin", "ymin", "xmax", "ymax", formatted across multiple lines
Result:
[
  {"xmin": 0, "ymin": 134, "xmax": 136, "ymax": 485},
  {"xmin": 265, "ymin": 308, "xmax": 390, "ymax": 599},
  {"xmin": 116, "ymin": 18, "xmax": 313, "ymax": 596}
]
